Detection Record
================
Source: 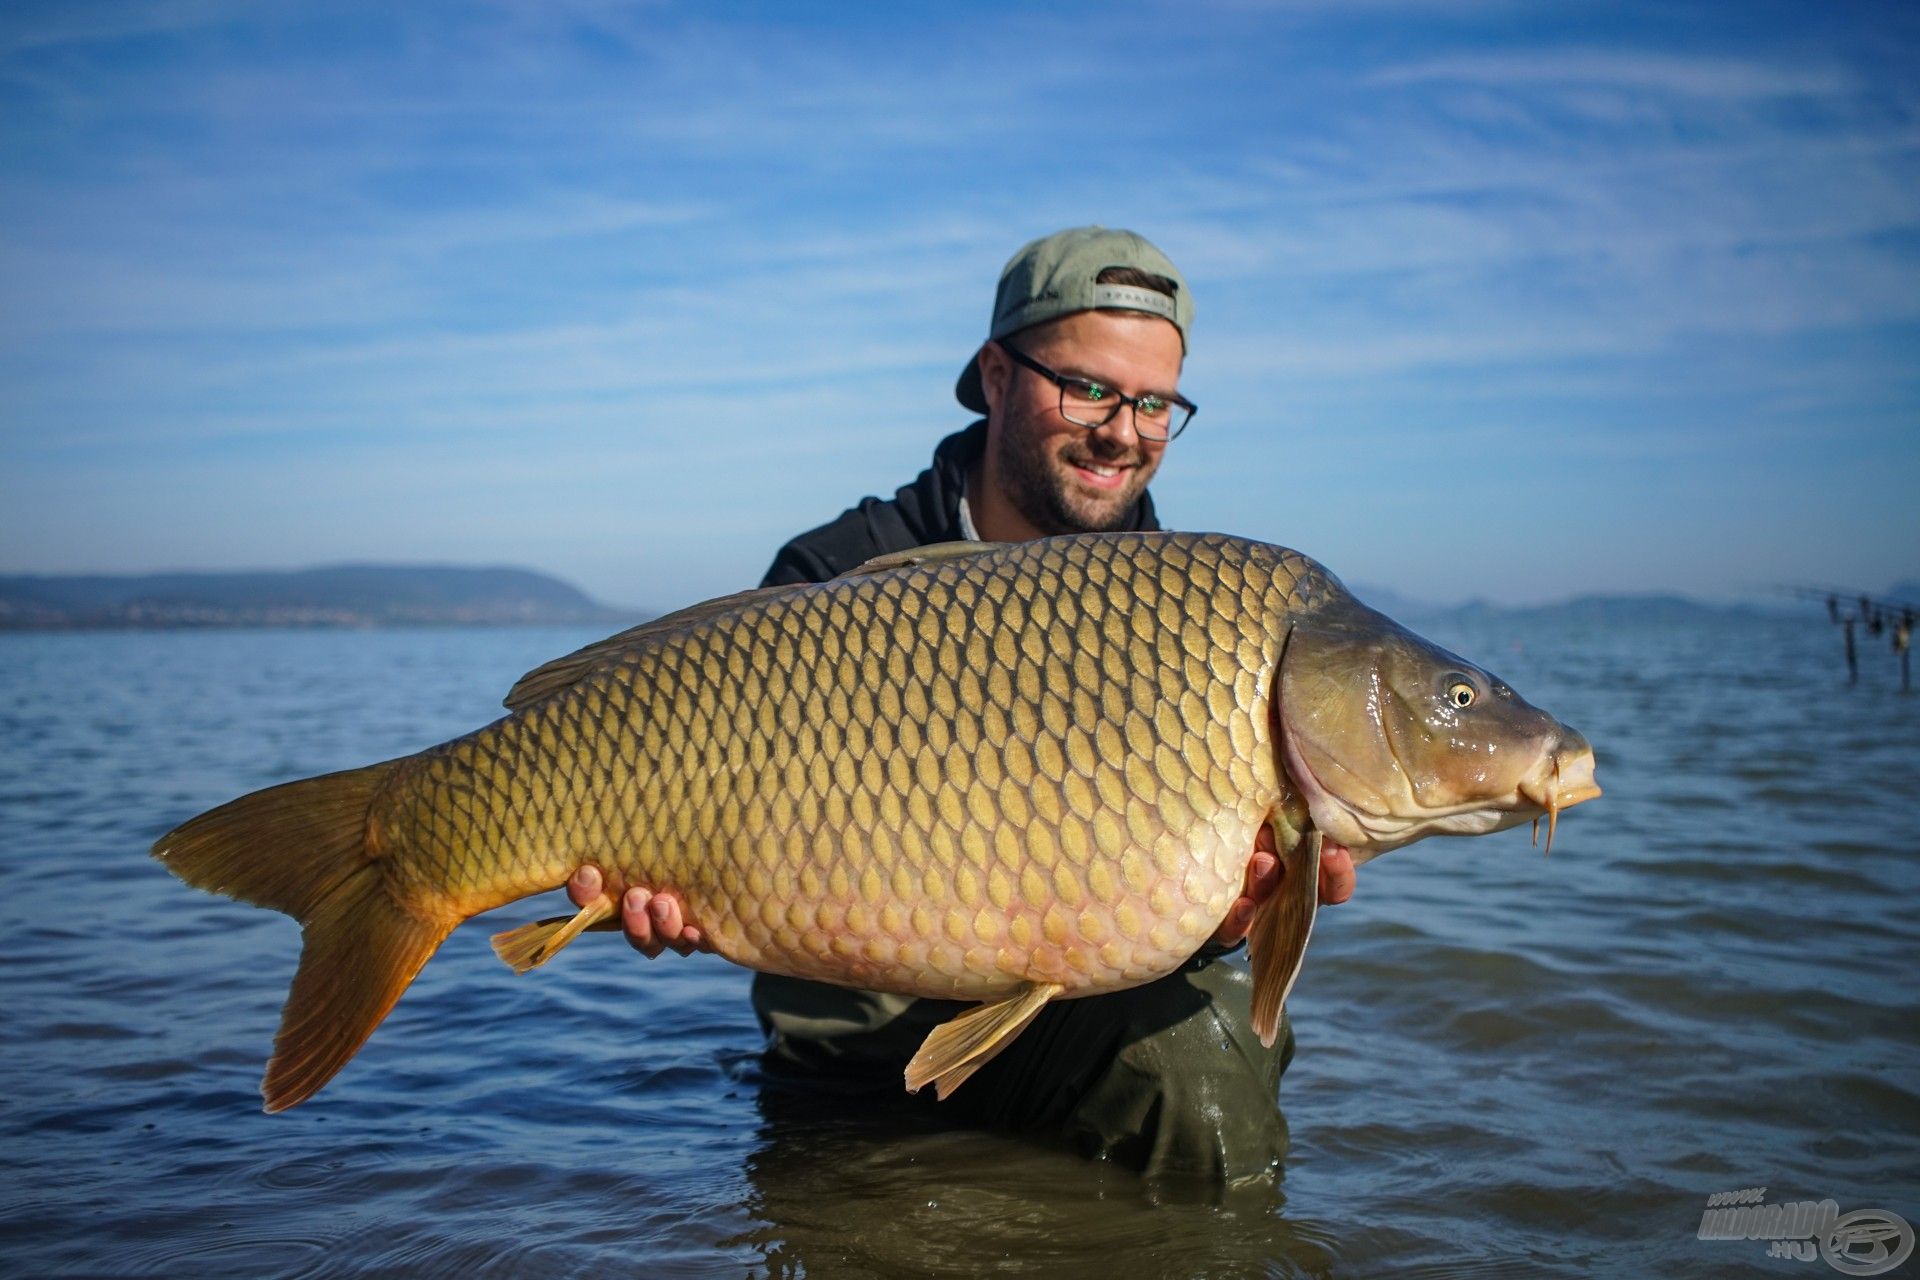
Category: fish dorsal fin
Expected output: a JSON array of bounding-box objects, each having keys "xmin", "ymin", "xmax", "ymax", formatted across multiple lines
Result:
[
  {"xmin": 502, "ymin": 582, "xmax": 809, "ymax": 712},
  {"xmin": 1247, "ymin": 828, "xmax": 1323, "ymax": 1048},
  {"xmin": 841, "ymin": 540, "xmax": 1000, "ymax": 578}
]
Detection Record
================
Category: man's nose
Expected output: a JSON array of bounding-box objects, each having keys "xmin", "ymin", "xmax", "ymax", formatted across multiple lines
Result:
[{"xmin": 1086, "ymin": 406, "xmax": 1142, "ymax": 450}]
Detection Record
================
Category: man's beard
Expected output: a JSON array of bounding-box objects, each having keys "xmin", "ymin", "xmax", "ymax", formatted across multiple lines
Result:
[{"xmin": 994, "ymin": 420, "xmax": 1155, "ymax": 536}]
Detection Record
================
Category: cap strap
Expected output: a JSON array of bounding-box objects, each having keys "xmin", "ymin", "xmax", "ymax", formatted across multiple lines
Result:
[{"xmin": 1089, "ymin": 283, "xmax": 1177, "ymax": 321}]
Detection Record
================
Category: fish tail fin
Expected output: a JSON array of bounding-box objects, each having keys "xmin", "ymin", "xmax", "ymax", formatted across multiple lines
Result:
[
  {"xmin": 264, "ymin": 866, "xmax": 450, "ymax": 1112},
  {"xmin": 152, "ymin": 761, "xmax": 454, "ymax": 1112}
]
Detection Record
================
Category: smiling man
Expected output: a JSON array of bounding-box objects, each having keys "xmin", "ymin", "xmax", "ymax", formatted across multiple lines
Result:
[{"xmin": 571, "ymin": 227, "xmax": 1357, "ymax": 1182}]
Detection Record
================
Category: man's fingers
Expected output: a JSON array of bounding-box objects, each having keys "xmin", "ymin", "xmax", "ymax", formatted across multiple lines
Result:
[
  {"xmin": 1319, "ymin": 841, "xmax": 1356, "ymax": 905},
  {"xmin": 622, "ymin": 886, "xmax": 662, "ymax": 957},
  {"xmin": 1211, "ymin": 897, "xmax": 1255, "ymax": 947},
  {"xmin": 613, "ymin": 886, "xmax": 708, "ymax": 958},
  {"xmin": 649, "ymin": 895, "xmax": 684, "ymax": 950},
  {"xmin": 568, "ymin": 864, "xmax": 603, "ymax": 909},
  {"xmin": 1244, "ymin": 851, "xmax": 1279, "ymax": 903},
  {"xmin": 1219, "ymin": 832, "xmax": 1356, "ymax": 942},
  {"xmin": 1212, "ymin": 826, "xmax": 1284, "ymax": 946},
  {"xmin": 653, "ymin": 894, "xmax": 711, "ymax": 956}
]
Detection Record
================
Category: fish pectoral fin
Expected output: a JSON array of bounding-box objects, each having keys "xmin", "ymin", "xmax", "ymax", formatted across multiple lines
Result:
[
  {"xmin": 842, "ymin": 541, "xmax": 1001, "ymax": 578},
  {"xmin": 490, "ymin": 895, "xmax": 615, "ymax": 975},
  {"xmin": 1248, "ymin": 828, "xmax": 1324, "ymax": 1049},
  {"xmin": 904, "ymin": 980, "xmax": 1064, "ymax": 1100}
]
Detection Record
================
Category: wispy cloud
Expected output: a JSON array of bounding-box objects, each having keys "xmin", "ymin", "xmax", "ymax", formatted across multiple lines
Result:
[
  {"xmin": 1367, "ymin": 49, "xmax": 1859, "ymax": 98},
  {"xmin": 2, "ymin": 1, "xmax": 1915, "ymax": 603},
  {"xmin": 0, "ymin": 0, "xmax": 242, "ymax": 53}
]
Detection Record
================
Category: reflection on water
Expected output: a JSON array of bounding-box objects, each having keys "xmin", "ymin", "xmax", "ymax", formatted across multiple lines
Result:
[
  {"xmin": 733, "ymin": 1072, "xmax": 1341, "ymax": 1279},
  {"xmin": 0, "ymin": 617, "xmax": 1915, "ymax": 1277}
]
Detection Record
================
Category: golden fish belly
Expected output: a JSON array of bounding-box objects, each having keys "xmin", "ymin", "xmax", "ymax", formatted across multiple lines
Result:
[{"xmin": 383, "ymin": 534, "xmax": 1296, "ymax": 1001}]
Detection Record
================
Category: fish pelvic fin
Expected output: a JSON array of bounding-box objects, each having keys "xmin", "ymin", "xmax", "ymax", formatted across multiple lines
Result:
[
  {"xmin": 490, "ymin": 896, "xmax": 615, "ymax": 974},
  {"xmin": 1248, "ymin": 828, "xmax": 1324, "ymax": 1049},
  {"xmin": 905, "ymin": 980, "xmax": 1064, "ymax": 1101},
  {"xmin": 151, "ymin": 760, "xmax": 454, "ymax": 1113}
]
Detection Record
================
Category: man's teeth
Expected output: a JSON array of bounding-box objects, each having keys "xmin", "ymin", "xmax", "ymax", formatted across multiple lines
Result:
[{"xmin": 1081, "ymin": 463, "xmax": 1120, "ymax": 477}]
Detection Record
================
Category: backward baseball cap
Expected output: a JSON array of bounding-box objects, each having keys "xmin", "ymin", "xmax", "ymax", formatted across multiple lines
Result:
[{"xmin": 955, "ymin": 226, "xmax": 1193, "ymax": 414}]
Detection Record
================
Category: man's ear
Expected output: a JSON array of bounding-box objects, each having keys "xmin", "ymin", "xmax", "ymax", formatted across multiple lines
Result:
[{"xmin": 976, "ymin": 341, "xmax": 1011, "ymax": 413}]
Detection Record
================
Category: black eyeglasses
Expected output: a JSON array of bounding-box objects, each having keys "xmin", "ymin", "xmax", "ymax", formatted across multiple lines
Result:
[{"xmin": 998, "ymin": 344, "xmax": 1197, "ymax": 442}]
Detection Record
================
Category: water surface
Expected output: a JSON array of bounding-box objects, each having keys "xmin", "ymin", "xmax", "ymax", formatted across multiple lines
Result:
[{"xmin": 1, "ymin": 616, "xmax": 1914, "ymax": 1277}]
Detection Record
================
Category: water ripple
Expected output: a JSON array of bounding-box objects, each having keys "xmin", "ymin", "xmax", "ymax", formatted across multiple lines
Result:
[{"xmin": 1, "ymin": 618, "xmax": 1915, "ymax": 1278}]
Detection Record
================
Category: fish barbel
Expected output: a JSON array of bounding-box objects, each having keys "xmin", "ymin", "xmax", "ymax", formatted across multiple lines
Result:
[{"xmin": 154, "ymin": 532, "xmax": 1600, "ymax": 1111}]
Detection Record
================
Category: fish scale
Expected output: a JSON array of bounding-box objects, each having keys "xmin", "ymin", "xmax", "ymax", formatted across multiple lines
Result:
[
  {"xmin": 152, "ymin": 530, "xmax": 1599, "ymax": 1111},
  {"xmin": 380, "ymin": 533, "xmax": 1293, "ymax": 1000}
]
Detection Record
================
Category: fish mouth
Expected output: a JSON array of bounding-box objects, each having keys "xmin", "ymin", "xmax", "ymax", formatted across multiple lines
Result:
[{"xmin": 1517, "ymin": 745, "xmax": 1602, "ymax": 856}]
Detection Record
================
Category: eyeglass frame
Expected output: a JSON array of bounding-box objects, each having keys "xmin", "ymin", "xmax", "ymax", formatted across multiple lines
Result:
[{"xmin": 995, "ymin": 342, "xmax": 1197, "ymax": 442}]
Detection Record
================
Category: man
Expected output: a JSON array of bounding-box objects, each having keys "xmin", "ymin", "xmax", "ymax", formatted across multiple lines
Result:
[{"xmin": 567, "ymin": 227, "xmax": 1356, "ymax": 1182}]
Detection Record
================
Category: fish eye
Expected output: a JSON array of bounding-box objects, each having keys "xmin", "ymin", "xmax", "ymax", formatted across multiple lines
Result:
[{"xmin": 1445, "ymin": 679, "xmax": 1476, "ymax": 709}]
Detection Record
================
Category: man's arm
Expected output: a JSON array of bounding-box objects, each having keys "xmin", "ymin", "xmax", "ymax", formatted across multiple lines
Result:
[{"xmin": 761, "ymin": 543, "xmax": 832, "ymax": 589}]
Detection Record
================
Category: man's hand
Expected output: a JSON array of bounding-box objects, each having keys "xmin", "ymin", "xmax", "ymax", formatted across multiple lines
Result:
[
  {"xmin": 1210, "ymin": 828, "xmax": 1356, "ymax": 947},
  {"xmin": 1318, "ymin": 841, "xmax": 1356, "ymax": 906},
  {"xmin": 567, "ymin": 865, "xmax": 712, "ymax": 958}
]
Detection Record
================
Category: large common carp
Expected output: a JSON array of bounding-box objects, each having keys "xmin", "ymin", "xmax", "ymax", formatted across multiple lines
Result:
[{"xmin": 154, "ymin": 532, "xmax": 1599, "ymax": 1112}]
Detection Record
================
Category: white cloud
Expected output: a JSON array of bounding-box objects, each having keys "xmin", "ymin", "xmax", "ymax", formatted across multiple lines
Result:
[{"xmin": 1366, "ymin": 50, "xmax": 1859, "ymax": 99}]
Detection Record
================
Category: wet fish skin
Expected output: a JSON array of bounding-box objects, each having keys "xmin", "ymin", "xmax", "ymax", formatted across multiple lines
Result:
[
  {"xmin": 387, "ymin": 532, "xmax": 1289, "ymax": 998},
  {"xmin": 152, "ymin": 531, "xmax": 1599, "ymax": 1111}
]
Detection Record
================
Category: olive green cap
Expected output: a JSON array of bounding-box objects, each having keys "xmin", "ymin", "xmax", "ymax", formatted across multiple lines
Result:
[{"xmin": 955, "ymin": 226, "xmax": 1193, "ymax": 414}]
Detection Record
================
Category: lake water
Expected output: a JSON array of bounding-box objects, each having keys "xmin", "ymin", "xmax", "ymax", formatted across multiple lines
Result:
[{"xmin": 1, "ymin": 612, "xmax": 1915, "ymax": 1278}]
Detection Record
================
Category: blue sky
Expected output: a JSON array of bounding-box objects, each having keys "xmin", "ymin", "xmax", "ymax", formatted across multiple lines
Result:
[{"xmin": 2, "ymin": 0, "xmax": 1915, "ymax": 609}]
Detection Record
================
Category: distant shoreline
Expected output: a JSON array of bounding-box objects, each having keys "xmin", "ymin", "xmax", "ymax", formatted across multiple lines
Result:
[
  {"xmin": 4, "ymin": 562, "xmax": 1900, "ymax": 633},
  {"xmin": 0, "ymin": 615, "xmax": 644, "ymax": 633},
  {"xmin": 0, "ymin": 564, "xmax": 642, "ymax": 633}
]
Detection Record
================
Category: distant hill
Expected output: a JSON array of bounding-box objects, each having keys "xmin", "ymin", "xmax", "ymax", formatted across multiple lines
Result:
[
  {"xmin": 1439, "ymin": 592, "xmax": 1792, "ymax": 625},
  {"xmin": 1345, "ymin": 586, "xmax": 1793, "ymax": 624},
  {"xmin": 0, "ymin": 565, "xmax": 641, "ymax": 630},
  {"xmin": 1346, "ymin": 582, "xmax": 1433, "ymax": 618}
]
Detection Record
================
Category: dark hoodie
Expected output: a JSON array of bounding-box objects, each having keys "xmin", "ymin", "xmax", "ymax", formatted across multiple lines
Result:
[{"xmin": 760, "ymin": 421, "xmax": 1161, "ymax": 587}]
